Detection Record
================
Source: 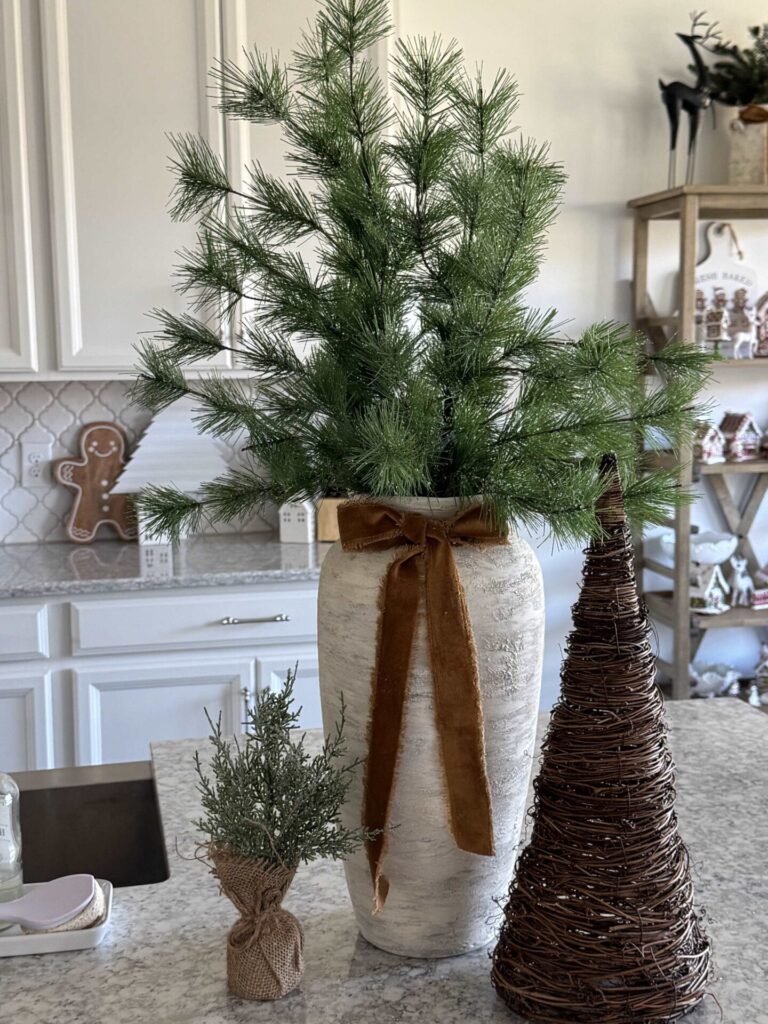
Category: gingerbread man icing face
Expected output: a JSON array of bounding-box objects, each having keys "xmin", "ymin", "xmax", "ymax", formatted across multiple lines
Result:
[
  {"xmin": 54, "ymin": 423, "xmax": 137, "ymax": 543},
  {"xmin": 85, "ymin": 429, "xmax": 121, "ymax": 459}
]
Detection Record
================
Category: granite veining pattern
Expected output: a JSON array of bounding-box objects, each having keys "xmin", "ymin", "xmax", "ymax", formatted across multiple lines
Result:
[
  {"xmin": 0, "ymin": 534, "xmax": 325, "ymax": 599},
  {"xmin": 1, "ymin": 701, "xmax": 767, "ymax": 1024}
]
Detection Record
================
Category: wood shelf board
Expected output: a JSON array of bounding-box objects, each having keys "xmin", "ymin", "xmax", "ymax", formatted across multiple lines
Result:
[
  {"xmin": 699, "ymin": 460, "xmax": 768, "ymax": 475},
  {"xmin": 642, "ymin": 452, "xmax": 768, "ymax": 475},
  {"xmin": 693, "ymin": 606, "xmax": 768, "ymax": 630},
  {"xmin": 712, "ymin": 358, "xmax": 768, "ymax": 367},
  {"xmin": 645, "ymin": 590, "xmax": 768, "ymax": 630},
  {"xmin": 629, "ymin": 185, "xmax": 768, "ymax": 220},
  {"xmin": 637, "ymin": 315, "xmax": 680, "ymax": 326},
  {"xmin": 639, "ymin": 345, "xmax": 768, "ymax": 370}
]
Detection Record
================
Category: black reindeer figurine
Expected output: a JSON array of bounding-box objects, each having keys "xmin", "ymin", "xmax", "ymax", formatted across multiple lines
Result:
[{"xmin": 659, "ymin": 12, "xmax": 721, "ymax": 187}]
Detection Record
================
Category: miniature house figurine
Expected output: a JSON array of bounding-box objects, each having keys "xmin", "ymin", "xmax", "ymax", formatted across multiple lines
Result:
[
  {"xmin": 755, "ymin": 291, "xmax": 768, "ymax": 356},
  {"xmin": 719, "ymin": 411, "xmax": 762, "ymax": 462},
  {"xmin": 694, "ymin": 289, "xmax": 707, "ymax": 349},
  {"xmin": 693, "ymin": 422, "xmax": 726, "ymax": 465},
  {"xmin": 704, "ymin": 288, "xmax": 730, "ymax": 352},
  {"xmin": 279, "ymin": 500, "xmax": 316, "ymax": 544},
  {"xmin": 689, "ymin": 562, "xmax": 730, "ymax": 614}
]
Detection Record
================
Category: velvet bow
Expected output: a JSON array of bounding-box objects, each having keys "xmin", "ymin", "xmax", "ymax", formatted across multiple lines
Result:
[{"xmin": 337, "ymin": 501, "xmax": 507, "ymax": 912}]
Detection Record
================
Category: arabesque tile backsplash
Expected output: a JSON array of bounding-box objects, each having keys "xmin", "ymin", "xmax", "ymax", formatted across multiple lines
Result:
[{"xmin": 0, "ymin": 382, "xmax": 274, "ymax": 544}]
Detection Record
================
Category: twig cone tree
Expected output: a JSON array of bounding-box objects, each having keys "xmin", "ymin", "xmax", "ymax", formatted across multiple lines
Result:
[{"xmin": 491, "ymin": 455, "xmax": 711, "ymax": 1024}]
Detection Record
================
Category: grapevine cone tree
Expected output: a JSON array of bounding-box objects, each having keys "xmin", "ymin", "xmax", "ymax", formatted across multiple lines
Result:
[
  {"xmin": 491, "ymin": 456, "xmax": 711, "ymax": 1023},
  {"xmin": 131, "ymin": 0, "xmax": 707, "ymax": 542}
]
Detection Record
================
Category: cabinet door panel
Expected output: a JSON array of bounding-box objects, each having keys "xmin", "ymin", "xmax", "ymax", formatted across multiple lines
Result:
[
  {"xmin": 41, "ymin": 0, "xmax": 229, "ymax": 372},
  {"xmin": 255, "ymin": 649, "xmax": 321, "ymax": 729},
  {"xmin": 0, "ymin": 603, "xmax": 49, "ymax": 661},
  {"xmin": 73, "ymin": 656, "xmax": 253, "ymax": 765},
  {"xmin": 0, "ymin": 0, "xmax": 37, "ymax": 372},
  {"xmin": 0, "ymin": 670, "xmax": 53, "ymax": 771}
]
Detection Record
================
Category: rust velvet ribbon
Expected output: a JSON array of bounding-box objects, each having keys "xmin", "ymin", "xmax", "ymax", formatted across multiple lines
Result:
[
  {"xmin": 337, "ymin": 501, "xmax": 507, "ymax": 912},
  {"xmin": 739, "ymin": 103, "xmax": 768, "ymax": 124}
]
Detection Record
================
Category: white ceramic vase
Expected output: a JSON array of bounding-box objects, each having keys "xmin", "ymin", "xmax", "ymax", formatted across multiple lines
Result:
[
  {"xmin": 729, "ymin": 105, "xmax": 768, "ymax": 185},
  {"xmin": 317, "ymin": 497, "xmax": 545, "ymax": 958}
]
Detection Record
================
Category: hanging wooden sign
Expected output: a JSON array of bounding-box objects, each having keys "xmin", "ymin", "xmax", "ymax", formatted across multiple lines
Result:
[{"xmin": 694, "ymin": 222, "xmax": 759, "ymax": 357}]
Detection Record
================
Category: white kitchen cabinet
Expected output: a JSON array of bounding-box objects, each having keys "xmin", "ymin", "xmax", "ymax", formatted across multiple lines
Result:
[
  {"xmin": 0, "ymin": 669, "xmax": 53, "ymax": 772},
  {"xmin": 39, "ymin": 0, "xmax": 230, "ymax": 374},
  {"xmin": 70, "ymin": 587, "xmax": 317, "ymax": 655},
  {"xmin": 0, "ymin": 0, "xmax": 395, "ymax": 379},
  {"xmin": 255, "ymin": 649, "xmax": 322, "ymax": 730},
  {"xmin": 0, "ymin": 577, "xmax": 320, "ymax": 769},
  {"xmin": 73, "ymin": 654, "xmax": 255, "ymax": 765},
  {"xmin": 0, "ymin": 0, "xmax": 37, "ymax": 373},
  {"xmin": 0, "ymin": 602, "xmax": 49, "ymax": 661}
]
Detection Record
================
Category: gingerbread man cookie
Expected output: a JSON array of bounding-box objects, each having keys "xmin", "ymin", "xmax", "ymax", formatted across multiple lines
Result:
[{"xmin": 54, "ymin": 423, "xmax": 138, "ymax": 542}]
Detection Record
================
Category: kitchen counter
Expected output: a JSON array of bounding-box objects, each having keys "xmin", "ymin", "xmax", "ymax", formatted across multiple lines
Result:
[
  {"xmin": 3, "ymin": 700, "xmax": 767, "ymax": 1024},
  {"xmin": 0, "ymin": 534, "xmax": 326, "ymax": 599}
]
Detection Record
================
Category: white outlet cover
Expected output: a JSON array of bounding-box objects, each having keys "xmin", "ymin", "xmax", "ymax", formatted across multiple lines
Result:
[{"xmin": 20, "ymin": 442, "xmax": 53, "ymax": 489}]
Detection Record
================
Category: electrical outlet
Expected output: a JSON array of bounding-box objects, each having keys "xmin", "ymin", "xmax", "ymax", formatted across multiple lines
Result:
[{"xmin": 20, "ymin": 441, "xmax": 53, "ymax": 489}]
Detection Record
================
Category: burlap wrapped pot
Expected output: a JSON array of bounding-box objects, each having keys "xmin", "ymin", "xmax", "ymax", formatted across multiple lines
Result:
[{"xmin": 209, "ymin": 846, "xmax": 304, "ymax": 1000}]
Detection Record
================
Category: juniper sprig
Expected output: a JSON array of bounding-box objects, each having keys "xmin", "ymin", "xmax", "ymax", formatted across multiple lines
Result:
[{"xmin": 193, "ymin": 668, "xmax": 376, "ymax": 868}]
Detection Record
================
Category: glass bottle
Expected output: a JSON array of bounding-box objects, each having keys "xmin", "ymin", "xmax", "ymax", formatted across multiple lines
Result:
[{"xmin": 0, "ymin": 771, "xmax": 22, "ymax": 931}]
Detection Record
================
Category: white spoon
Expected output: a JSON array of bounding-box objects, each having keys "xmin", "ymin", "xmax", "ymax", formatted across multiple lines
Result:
[{"xmin": 0, "ymin": 874, "xmax": 96, "ymax": 930}]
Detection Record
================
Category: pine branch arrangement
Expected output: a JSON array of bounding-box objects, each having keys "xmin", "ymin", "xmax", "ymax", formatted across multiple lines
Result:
[
  {"xmin": 132, "ymin": 0, "xmax": 708, "ymax": 544},
  {"xmin": 693, "ymin": 20, "xmax": 768, "ymax": 106},
  {"xmin": 194, "ymin": 668, "xmax": 375, "ymax": 868}
]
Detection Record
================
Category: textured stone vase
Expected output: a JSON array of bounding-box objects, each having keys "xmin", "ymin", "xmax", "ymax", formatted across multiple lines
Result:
[
  {"xmin": 729, "ymin": 105, "xmax": 768, "ymax": 184},
  {"xmin": 317, "ymin": 496, "xmax": 544, "ymax": 958}
]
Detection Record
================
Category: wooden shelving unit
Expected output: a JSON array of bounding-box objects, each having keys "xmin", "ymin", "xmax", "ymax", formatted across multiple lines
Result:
[{"xmin": 629, "ymin": 185, "xmax": 768, "ymax": 699}]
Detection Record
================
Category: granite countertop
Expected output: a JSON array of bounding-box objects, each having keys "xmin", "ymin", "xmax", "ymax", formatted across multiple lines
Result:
[
  {"xmin": 0, "ymin": 534, "xmax": 326, "ymax": 599},
  {"xmin": 2, "ymin": 699, "xmax": 767, "ymax": 1023}
]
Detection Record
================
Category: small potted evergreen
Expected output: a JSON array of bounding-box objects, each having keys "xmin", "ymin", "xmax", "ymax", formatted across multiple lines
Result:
[
  {"xmin": 133, "ymin": 0, "xmax": 706, "ymax": 958},
  {"xmin": 194, "ymin": 670, "xmax": 373, "ymax": 1000}
]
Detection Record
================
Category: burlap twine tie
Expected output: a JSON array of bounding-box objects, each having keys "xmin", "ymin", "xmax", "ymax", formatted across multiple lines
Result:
[{"xmin": 210, "ymin": 847, "xmax": 304, "ymax": 1001}]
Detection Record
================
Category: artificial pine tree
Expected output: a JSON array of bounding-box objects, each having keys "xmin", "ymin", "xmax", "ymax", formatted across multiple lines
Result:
[
  {"xmin": 131, "ymin": 0, "xmax": 708, "ymax": 543},
  {"xmin": 491, "ymin": 456, "xmax": 711, "ymax": 1023}
]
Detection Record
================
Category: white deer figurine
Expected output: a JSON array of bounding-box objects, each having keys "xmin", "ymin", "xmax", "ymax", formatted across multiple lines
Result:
[
  {"xmin": 733, "ymin": 327, "xmax": 757, "ymax": 360},
  {"xmin": 729, "ymin": 554, "xmax": 755, "ymax": 607}
]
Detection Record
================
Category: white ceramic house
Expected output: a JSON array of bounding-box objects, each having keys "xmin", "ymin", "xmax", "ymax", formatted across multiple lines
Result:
[
  {"xmin": 111, "ymin": 397, "xmax": 234, "ymax": 544},
  {"xmin": 279, "ymin": 500, "xmax": 316, "ymax": 544},
  {"xmin": 693, "ymin": 422, "xmax": 726, "ymax": 465},
  {"xmin": 689, "ymin": 563, "xmax": 730, "ymax": 615}
]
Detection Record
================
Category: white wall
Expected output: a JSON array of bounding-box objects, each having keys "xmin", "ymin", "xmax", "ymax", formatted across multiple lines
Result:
[{"xmin": 399, "ymin": 0, "xmax": 768, "ymax": 703}]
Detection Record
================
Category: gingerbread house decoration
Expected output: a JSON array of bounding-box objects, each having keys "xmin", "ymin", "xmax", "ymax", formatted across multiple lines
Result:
[
  {"xmin": 755, "ymin": 291, "xmax": 768, "ymax": 357},
  {"xmin": 693, "ymin": 422, "xmax": 726, "ymax": 465},
  {"xmin": 719, "ymin": 411, "xmax": 762, "ymax": 462},
  {"xmin": 704, "ymin": 288, "xmax": 730, "ymax": 351},
  {"xmin": 690, "ymin": 563, "xmax": 730, "ymax": 615}
]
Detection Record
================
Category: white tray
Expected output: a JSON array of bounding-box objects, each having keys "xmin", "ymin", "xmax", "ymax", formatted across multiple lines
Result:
[{"xmin": 0, "ymin": 879, "xmax": 112, "ymax": 957}]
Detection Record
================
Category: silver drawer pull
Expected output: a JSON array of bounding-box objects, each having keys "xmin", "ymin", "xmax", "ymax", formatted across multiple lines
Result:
[{"xmin": 219, "ymin": 614, "xmax": 291, "ymax": 626}]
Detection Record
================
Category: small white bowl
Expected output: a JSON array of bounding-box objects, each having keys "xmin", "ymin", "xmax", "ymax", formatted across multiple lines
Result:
[{"xmin": 660, "ymin": 530, "xmax": 738, "ymax": 565}]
